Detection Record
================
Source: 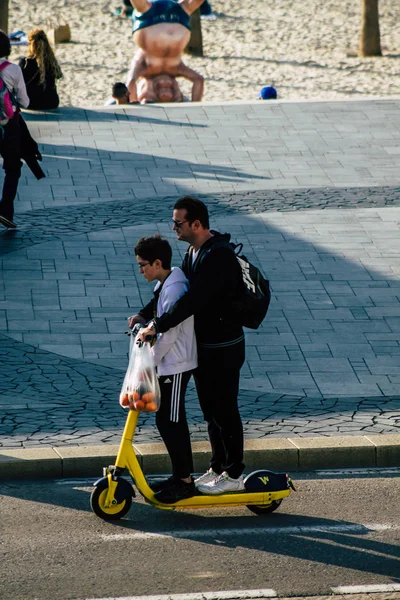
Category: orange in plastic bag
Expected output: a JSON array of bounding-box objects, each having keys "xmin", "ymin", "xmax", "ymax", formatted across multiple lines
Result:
[{"xmin": 119, "ymin": 333, "xmax": 161, "ymax": 413}]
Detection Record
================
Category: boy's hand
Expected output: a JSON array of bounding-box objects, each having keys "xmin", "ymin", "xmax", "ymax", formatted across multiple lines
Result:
[
  {"xmin": 127, "ymin": 314, "xmax": 146, "ymax": 330},
  {"xmin": 137, "ymin": 322, "xmax": 156, "ymax": 342}
]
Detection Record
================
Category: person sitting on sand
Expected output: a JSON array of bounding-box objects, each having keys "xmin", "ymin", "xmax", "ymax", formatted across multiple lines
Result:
[
  {"xmin": 111, "ymin": 82, "xmax": 131, "ymax": 104},
  {"xmin": 127, "ymin": 0, "xmax": 205, "ymax": 103},
  {"xmin": 104, "ymin": 82, "xmax": 138, "ymax": 106},
  {"xmin": 18, "ymin": 29, "xmax": 62, "ymax": 110}
]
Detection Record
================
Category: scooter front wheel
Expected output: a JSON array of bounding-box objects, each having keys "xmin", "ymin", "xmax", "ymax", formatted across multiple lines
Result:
[
  {"xmin": 247, "ymin": 499, "xmax": 282, "ymax": 515},
  {"xmin": 91, "ymin": 478, "xmax": 132, "ymax": 520}
]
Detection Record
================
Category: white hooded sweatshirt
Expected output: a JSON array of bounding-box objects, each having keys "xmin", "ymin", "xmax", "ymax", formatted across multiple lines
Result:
[{"xmin": 151, "ymin": 267, "xmax": 197, "ymax": 376}]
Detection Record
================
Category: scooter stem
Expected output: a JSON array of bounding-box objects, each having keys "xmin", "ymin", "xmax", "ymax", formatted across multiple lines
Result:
[
  {"xmin": 113, "ymin": 408, "xmax": 139, "ymax": 471},
  {"xmin": 121, "ymin": 408, "xmax": 139, "ymax": 443},
  {"xmin": 113, "ymin": 408, "xmax": 158, "ymax": 503}
]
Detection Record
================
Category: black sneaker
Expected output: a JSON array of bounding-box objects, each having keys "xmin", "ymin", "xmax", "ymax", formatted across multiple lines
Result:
[
  {"xmin": 154, "ymin": 477, "xmax": 195, "ymax": 504},
  {"xmin": 150, "ymin": 475, "xmax": 176, "ymax": 493},
  {"xmin": 0, "ymin": 215, "xmax": 17, "ymax": 229}
]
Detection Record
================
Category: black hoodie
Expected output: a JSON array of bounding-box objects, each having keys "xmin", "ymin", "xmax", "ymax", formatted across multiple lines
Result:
[{"xmin": 140, "ymin": 231, "xmax": 244, "ymax": 346}]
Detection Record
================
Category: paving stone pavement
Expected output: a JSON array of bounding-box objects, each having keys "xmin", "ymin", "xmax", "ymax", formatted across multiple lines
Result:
[{"xmin": 0, "ymin": 100, "xmax": 400, "ymax": 449}]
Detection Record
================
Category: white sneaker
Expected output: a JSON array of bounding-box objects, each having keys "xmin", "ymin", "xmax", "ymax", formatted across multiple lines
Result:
[
  {"xmin": 194, "ymin": 468, "xmax": 219, "ymax": 488},
  {"xmin": 197, "ymin": 471, "xmax": 245, "ymax": 495}
]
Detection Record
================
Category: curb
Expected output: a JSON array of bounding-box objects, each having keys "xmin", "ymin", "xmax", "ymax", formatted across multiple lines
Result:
[{"xmin": 1, "ymin": 434, "xmax": 400, "ymax": 481}]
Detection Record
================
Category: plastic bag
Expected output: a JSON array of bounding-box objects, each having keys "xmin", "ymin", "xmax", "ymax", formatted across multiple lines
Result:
[{"xmin": 119, "ymin": 333, "xmax": 161, "ymax": 412}]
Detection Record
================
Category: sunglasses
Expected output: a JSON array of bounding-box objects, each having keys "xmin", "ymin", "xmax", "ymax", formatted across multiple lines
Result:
[{"xmin": 172, "ymin": 219, "xmax": 189, "ymax": 228}]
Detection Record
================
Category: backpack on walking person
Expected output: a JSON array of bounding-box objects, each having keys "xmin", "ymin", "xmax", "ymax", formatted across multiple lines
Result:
[{"xmin": 0, "ymin": 61, "xmax": 15, "ymax": 127}]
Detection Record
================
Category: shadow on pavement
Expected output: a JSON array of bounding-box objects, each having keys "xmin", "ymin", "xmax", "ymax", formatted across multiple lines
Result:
[
  {"xmin": 1, "ymin": 198, "xmax": 400, "ymax": 441},
  {"xmin": 22, "ymin": 107, "xmax": 208, "ymax": 128},
  {"xmin": 2, "ymin": 477, "xmax": 399, "ymax": 580}
]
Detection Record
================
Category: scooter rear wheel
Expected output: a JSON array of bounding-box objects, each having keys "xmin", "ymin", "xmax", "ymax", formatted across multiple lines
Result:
[
  {"xmin": 247, "ymin": 499, "xmax": 282, "ymax": 515},
  {"xmin": 91, "ymin": 478, "xmax": 132, "ymax": 520}
]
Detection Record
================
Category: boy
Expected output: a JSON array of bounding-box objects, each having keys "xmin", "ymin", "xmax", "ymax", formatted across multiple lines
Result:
[{"xmin": 131, "ymin": 234, "xmax": 197, "ymax": 503}]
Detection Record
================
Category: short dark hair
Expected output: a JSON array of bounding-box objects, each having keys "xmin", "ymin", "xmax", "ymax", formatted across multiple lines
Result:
[
  {"xmin": 174, "ymin": 196, "xmax": 209, "ymax": 229},
  {"xmin": 0, "ymin": 30, "xmax": 11, "ymax": 58},
  {"xmin": 134, "ymin": 234, "xmax": 172, "ymax": 269},
  {"xmin": 112, "ymin": 82, "xmax": 128, "ymax": 99}
]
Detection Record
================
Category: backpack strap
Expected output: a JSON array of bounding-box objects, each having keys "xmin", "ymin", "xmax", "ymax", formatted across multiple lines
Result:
[
  {"xmin": 195, "ymin": 238, "xmax": 236, "ymax": 269},
  {"xmin": 231, "ymin": 242, "xmax": 243, "ymax": 255},
  {"xmin": 0, "ymin": 61, "xmax": 11, "ymax": 73}
]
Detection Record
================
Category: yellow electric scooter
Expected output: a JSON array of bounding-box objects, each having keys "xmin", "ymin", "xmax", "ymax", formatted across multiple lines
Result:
[{"xmin": 90, "ymin": 406, "xmax": 296, "ymax": 521}]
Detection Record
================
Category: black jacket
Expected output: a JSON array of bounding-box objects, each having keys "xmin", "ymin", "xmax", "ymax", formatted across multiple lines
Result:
[
  {"xmin": 18, "ymin": 57, "xmax": 60, "ymax": 110},
  {"xmin": 19, "ymin": 115, "xmax": 45, "ymax": 180},
  {"xmin": 140, "ymin": 232, "xmax": 244, "ymax": 345}
]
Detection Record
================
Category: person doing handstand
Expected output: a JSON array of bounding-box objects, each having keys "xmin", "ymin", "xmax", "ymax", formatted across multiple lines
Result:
[
  {"xmin": 127, "ymin": 0, "xmax": 205, "ymax": 103},
  {"xmin": 135, "ymin": 73, "xmax": 188, "ymax": 103}
]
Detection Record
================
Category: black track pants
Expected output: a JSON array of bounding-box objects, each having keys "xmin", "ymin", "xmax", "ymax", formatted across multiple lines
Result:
[
  {"xmin": 194, "ymin": 338, "xmax": 245, "ymax": 479},
  {"xmin": 156, "ymin": 370, "xmax": 193, "ymax": 479},
  {"xmin": 0, "ymin": 115, "xmax": 22, "ymax": 221}
]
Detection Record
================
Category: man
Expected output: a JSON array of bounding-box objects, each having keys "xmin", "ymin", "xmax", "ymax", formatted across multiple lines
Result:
[
  {"xmin": 127, "ymin": 0, "xmax": 205, "ymax": 103},
  {"xmin": 111, "ymin": 82, "xmax": 131, "ymax": 104},
  {"xmin": 130, "ymin": 197, "xmax": 246, "ymax": 495},
  {"xmin": 107, "ymin": 76, "xmax": 187, "ymax": 106},
  {"xmin": 104, "ymin": 82, "xmax": 137, "ymax": 106},
  {"xmin": 135, "ymin": 73, "xmax": 188, "ymax": 103},
  {"xmin": 0, "ymin": 30, "xmax": 30, "ymax": 229}
]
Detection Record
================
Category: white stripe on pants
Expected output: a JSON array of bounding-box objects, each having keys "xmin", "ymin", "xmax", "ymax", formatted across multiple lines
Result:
[{"xmin": 170, "ymin": 372, "xmax": 182, "ymax": 423}]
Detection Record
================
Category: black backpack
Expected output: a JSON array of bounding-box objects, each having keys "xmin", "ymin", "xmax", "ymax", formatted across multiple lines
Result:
[
  {"xmin": 192, "ymin": 240, "xmax": 271, "ymax": 330},
  {"xmin": 230, "ymin": 242, "xmax": 271, "ymax": 329}
]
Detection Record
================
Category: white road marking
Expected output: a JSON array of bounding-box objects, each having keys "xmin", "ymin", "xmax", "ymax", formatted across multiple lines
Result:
[
  {"xmin": 332, "ymin": 584, "xmax": 400, "ymax": 594},
  {"xmin": 100, "ymin": 522, "xmax": 397, "ymax": 541},
  {"xmin": 85, "ymin": 589, "xmax": 277, "ymax": 600},
  {"xmin": 314, "ymin": 468, "xmax": 400, "ymax": 476}
]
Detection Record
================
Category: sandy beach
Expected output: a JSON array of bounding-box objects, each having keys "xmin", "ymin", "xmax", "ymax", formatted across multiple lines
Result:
[{"xmin": 8, "ymin": 0, "xmax": 400, "ymax": 107}]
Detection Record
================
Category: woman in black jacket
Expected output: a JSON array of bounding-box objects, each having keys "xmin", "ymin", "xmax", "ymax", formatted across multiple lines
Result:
[{"xmin": 18, "ymin": 29, "xmax": 62, "ymax": 110}]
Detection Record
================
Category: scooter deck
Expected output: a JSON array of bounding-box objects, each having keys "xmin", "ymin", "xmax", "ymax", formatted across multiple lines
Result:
[{"xmin": 145, "ymin": 488, "xmax": 291, "ymax": 510}]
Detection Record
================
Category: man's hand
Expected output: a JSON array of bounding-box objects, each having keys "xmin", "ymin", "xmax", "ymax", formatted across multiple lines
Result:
[
  {"xmin": 126, "ymin": 50, "xmax": 147, "ymax": 103},
  {"xmin": 137, "ymin": 322, "xmax": 157, "ymax": 342},
  {"xmin": 180, "ymin": 0, "xmax": 206, "ymax": 16},
  {"xmin": 129, "ymin": 0, "xmax": 151, "ymax": 13},
  {"xmin": 176, "ymin": 62, "xmax": 204, "ymax": 101},
  {"xmin": 127, "ymin": 313, "xmax": 146, "ymax": 330}
]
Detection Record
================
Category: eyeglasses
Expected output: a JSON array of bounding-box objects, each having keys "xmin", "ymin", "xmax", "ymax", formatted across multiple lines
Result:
[
  {"xmin": 172, "ymin": 219, "xmax": 189, "ymax": 228},
  {"xmin": 137, "ymin": 261, "xmax": 150, "ymax": 269}
]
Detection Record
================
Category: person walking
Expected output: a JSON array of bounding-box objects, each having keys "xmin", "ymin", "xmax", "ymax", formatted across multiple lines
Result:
[
  {"xmin": 135, "ymin": 196, "xmax": 246, "ymax": 495},
  {"xmin": 18, "ymin": 29, "xmax": 62, "ymax": 110},
  {"xmin": 0, "ymin": 30, "xmax": 30, "ymax": 229}
]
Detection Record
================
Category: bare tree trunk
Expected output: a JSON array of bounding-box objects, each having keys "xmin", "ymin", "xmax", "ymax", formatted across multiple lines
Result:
[
  {"xmin": 185, "ymin": 9, "xmax": 203, "ymax": 56},
  {"xmin": 0, "ymin": 0, "xmax": 8, "ymax": 33},
  {"xmin": 359, "ymin": 0, "xmax": 382, "ymax": 57}
]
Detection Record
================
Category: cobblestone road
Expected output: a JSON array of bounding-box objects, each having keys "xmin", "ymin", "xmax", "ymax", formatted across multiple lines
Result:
[{"xmin": 1, "ymin": 101, "xmax": 399, "ymax": 448}]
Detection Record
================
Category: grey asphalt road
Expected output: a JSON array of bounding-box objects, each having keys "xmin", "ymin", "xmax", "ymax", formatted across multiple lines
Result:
[{"xmin": 1, "ymin": 470, "xmax": 399, "ymax": 600}]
